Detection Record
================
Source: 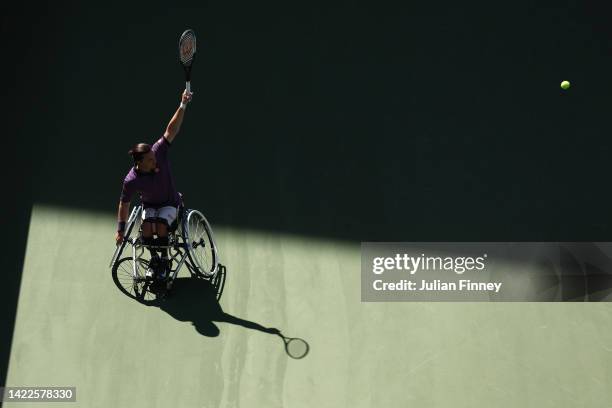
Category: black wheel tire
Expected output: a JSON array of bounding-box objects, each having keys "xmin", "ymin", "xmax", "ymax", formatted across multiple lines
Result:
[{"xmin": 112, "ymin": 257, "xmax": 159, "ymax": 305}]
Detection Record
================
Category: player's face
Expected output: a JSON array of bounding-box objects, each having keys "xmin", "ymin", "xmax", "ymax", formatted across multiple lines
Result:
[{"xmin": 139, "ymin": 151, "xmax": 157, "ymax": 172}]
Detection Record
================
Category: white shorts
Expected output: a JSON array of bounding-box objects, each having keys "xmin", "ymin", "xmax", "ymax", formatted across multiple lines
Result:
[{"xmin": 142, "ymin": 206, "xmax": 178, "ymax": 226}]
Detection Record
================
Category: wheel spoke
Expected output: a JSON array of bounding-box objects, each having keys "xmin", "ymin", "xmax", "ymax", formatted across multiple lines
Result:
[
  {"xmin": 112, "ymin": 257, "xmax": 157, "ymax": 304},
  {"xmin": 185, "ymin": 210, "xmax": 216, "ymax": 276}
]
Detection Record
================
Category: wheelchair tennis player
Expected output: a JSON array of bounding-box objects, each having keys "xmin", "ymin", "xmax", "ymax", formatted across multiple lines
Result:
[{"xmin": 115, "ymin": 89, "xmax": 193, "ymax": 279}]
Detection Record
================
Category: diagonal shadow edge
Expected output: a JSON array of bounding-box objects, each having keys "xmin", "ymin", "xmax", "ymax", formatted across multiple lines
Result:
[{"xmin": 1, "ymin": 204, "xmax": 32, "ymax": 389}]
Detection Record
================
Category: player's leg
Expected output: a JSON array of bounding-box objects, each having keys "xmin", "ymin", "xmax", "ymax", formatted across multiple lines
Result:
[
  {"xmin": 156, "ymin": 206, "xmax": 178, "ymax": 245},
  {"xmin": 141, "ymin": 208, "xmax": 160, "ymax": 254},
  {"xmin": 155, "ymin": 207, "xmax": 178, "ymax": 276},
  {"xmin": 141, "ymin": 220, "xmax": 153, "ymax": 238}
]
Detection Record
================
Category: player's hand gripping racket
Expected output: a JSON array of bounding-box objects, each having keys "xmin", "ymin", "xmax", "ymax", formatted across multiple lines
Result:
[{"xmin": 179, "ymin": 29, "xmax": 196, "ymax": 92}]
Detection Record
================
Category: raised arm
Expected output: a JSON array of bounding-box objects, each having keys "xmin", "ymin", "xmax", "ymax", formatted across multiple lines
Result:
[{"xmin": 163, "ymin": 89, "xmax": 193, "ymax": 144}]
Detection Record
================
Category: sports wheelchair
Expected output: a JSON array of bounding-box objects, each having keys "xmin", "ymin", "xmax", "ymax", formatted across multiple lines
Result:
[{"xmin": 109, "ymin": 199, "xmax": 226, "ymax": 302}]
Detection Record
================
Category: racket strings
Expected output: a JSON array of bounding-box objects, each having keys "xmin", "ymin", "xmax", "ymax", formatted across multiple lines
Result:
[
  {"xmin": 179, "ymin": 32, "xmax": 196, "ymax": 65},
  {"xmin": 286, "ymin": 338, "xmax": 309, "ymax": 359}
]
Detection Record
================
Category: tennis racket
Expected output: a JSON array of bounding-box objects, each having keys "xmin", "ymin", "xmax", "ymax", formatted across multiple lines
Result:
[
  {"xmin": 277, "ymin": 333, "xmax": 309, "ymax": 359},
  {"xmin": 178, "ymin": 29, "xmax": 197, "ymax": 92}
]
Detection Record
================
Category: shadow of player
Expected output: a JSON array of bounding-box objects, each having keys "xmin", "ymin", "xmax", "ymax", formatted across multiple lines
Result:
[{"xmin": 149, "ymin": 277, "xmax": 280, "ymax": 337}]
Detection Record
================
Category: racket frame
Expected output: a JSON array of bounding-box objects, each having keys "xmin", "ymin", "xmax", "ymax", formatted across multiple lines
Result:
[
  {"xmin": 179, "ymin": 29, "xmax": 197, "ymax": 92},
  {"xmin": 280, "ymin": 335, "xmax": 310, "ymax": 359}
]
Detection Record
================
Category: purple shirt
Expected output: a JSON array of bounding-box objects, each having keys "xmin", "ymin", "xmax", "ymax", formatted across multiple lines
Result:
[{"xmin": 120, "ymin": 136, "xmax": 181, "ymax": 208}]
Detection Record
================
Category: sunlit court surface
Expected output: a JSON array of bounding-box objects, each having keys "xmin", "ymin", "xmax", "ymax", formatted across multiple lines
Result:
[
  {"xmin": 3, "ymin": 205, "xmax": 612, "ymax": 407},
  {"xmin": 4, "ymin": 1, "xmax": 612, "ymax": 407}
]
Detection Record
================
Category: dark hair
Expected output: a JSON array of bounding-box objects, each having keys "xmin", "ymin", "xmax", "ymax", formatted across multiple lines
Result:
[{"xmin": 128, "ymin": 143, "xmax": 151, "ymax": 163}]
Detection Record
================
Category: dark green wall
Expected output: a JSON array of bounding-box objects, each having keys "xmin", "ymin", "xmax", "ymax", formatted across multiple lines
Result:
[
  {"xmin": 16, "ymin": 1, "xmax": 612, "ymax": 242},
  {"xmin": 12, "ymin": 1, "xmax": 612, "ymax": 242}
]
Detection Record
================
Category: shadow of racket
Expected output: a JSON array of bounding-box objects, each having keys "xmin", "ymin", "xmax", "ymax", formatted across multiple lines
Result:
[{"xmin": 275, "ymin": 332, "xmax": 310, "ymax": 359}]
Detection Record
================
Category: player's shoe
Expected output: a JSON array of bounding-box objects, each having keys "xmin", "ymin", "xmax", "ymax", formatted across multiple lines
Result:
[
  {"xmin": 157, "ymin": 257, "xmax": 171, "ymax": 280},
  {"xmin": 146, "ymin": 256, "xmax": 161, "ymax": 280}
]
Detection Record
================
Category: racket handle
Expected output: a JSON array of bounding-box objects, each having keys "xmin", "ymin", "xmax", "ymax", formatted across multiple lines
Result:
[{"xmin": 186, "ymin": 82, "xmax": 191, "ymax": 93}]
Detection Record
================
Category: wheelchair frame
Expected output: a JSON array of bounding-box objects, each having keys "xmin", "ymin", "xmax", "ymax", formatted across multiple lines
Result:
[{"xmin": 110, "ymin": 203, "xmax": 225, "ymax": 301}]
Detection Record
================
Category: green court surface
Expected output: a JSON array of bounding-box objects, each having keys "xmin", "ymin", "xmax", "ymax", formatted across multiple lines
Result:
[{"xmin": 5, "ymin": 205, "xmax": 612, "ymax": 407}]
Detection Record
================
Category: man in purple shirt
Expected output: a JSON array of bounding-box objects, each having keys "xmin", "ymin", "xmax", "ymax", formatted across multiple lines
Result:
[{"xmin": 115, "ymin": 89, "xmax": 193, "ymax": 278}]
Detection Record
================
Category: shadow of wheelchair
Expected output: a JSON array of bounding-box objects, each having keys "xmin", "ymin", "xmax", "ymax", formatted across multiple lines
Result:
[{"xmin": 146, "ymin": 276, "xmax": 280, "ymax": 338}]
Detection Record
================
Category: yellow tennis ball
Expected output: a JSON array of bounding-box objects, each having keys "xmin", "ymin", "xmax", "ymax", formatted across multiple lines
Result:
[{"xmin": 561, "ymin": 80, "xmax": 570, "ymax": 90}]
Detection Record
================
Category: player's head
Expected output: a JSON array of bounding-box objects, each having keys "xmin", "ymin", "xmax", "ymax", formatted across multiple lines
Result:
[{"xmin": 128, "ymin": 143, "xmax": 156, "ymax": 172}]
